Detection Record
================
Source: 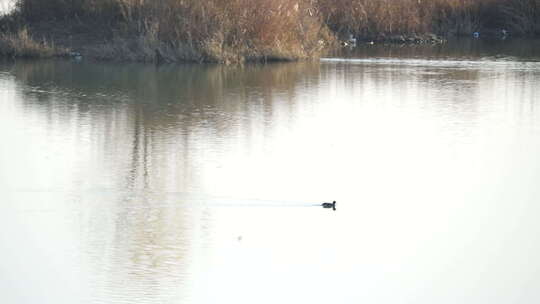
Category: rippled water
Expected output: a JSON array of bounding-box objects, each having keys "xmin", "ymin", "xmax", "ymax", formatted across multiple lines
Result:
[{"xmin": 1, "ymin": 40, "xmax": 540, "ymax": 304}]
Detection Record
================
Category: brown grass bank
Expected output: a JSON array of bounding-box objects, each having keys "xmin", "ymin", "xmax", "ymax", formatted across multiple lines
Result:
[
  {"xmin": 0, "ymin": 27, "xmax": 68, "ymax": 58},
  {"xmin": 3, "ymin": 0, "xmax": 334, "ymax": 63},
  {"xmin": 0, "ymin": 0, "xmax": 539, "ymax": 62},
  {"xmin": 318, "ymin": 0, "xmax": 540, "ymax": 39}
]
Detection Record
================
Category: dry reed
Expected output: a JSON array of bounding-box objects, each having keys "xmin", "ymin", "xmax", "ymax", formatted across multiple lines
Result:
[
  {"xmin": 317, "ymin": 0, "xmax": 533, "ymax": 38},
  {"xmin": 0, "ymin": 28, "xmax": 67, "ymax": 58},
  {"xmin": 11, "ymin": 0, "xmax": 333, "ymax": 62},
  {"xmin": 1, "ymin": 0, "xmax": 539, "ymax": 61}
]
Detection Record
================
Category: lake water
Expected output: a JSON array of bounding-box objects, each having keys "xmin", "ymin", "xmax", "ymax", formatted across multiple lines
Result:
[{"xmin": 1, "ymin": 39, "xmax": 540, "ymax": 304}]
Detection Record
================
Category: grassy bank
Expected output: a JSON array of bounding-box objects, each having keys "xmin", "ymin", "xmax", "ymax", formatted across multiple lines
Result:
[
  {"xmin": 2, "ymin": 0, "xmax": 334, "ymax": 63},
  {"xmin": 0, "ymin": 0, "xmax": 539, "ymax": 62},
  {"xmin": 319, "ymin": 0, "xmax": 540, "ymax": 39},
  {"xmin": 0, "ymin": 27, "xmax": 68, "ymax": 58}
]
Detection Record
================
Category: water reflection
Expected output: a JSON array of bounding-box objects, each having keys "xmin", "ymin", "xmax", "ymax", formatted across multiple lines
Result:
[
  {"xmin": 1, "ymin": 45, "xmax": 540, "ymax": 304},
  {"xmin": 3, "ymin": 60, "xmax": 324, "ymax": 194},
  {"xmin": 1, "ymin": 60, "xmax": 328, "ymax": 304}
]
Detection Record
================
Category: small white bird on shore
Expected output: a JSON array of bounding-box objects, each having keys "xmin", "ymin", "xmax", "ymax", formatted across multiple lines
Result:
[{"xmin": 348, "ymin": 34, "xmax": 357, "ymax": 45}]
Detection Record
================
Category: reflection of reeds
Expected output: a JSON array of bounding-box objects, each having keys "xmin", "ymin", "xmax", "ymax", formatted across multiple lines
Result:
[
  {"xmin": 5, "ymin": 60, "xmax": 321, "ymax": 119},
  {"xmin": 3, "ymin": 59, "xmax": 323, "ymax": 200}
]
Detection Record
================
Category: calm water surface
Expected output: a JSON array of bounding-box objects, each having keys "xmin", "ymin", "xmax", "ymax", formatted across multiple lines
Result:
[{"xmin": 1, "ymin": 40, "xmax": 540, "ymax": 304}]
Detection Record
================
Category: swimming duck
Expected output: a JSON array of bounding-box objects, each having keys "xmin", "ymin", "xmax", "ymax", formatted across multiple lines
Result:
[{"xmin": 322, "ymin": 201, "xmax": 336, "ymax": 211}]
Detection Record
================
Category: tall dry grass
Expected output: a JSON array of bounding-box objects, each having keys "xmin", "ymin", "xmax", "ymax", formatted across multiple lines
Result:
[
  {"xmin": 15, "ymin": 0, "xmax": 120, "ymax": 22},
  {"xmin": 118, "ymin": 0, "xmax": 331, "ymax": 62},
  {"xmin": 318, "ymin": 0, "xmax": 481, "ymax": 37},
  {"xmin": 2, "ymin": 0, "xmax": 539, "ymax": 61},
  {"xmin": 0, "ymin": 27, "xmax": 67, "ymax": 58},
  {"xmin": 317, "ymin": 0, "xmax": 540, "ymax": 38},
  {"xmin": 12, "ymin": 0, "xmax": 333, "ymax": 62},
  {"xmin": 499, "ymin": 0, "xmax": 540, "ymax": 35}
]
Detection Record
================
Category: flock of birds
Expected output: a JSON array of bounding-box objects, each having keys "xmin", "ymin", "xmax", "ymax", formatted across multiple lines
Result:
[{"xmin": 342, "ymin": 28, "xmax": 510, "ymax": 47}]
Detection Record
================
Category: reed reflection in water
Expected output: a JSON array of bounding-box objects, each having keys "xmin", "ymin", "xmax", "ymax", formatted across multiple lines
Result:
[{"xmin": 1, "ymin": 52, "xmax": 540, "ymax": 304}]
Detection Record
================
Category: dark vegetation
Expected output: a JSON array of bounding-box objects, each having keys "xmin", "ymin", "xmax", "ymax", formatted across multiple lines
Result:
[
  {"xmin": 320, "ymin": 0, "xmax": 540, "ymax": 40},
  {"xmin": 0, "ymin": 0, "xmax": 539, "ymax": 62}
]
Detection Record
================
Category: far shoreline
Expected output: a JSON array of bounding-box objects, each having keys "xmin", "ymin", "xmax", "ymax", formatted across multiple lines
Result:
[{"xmin": 1, "ymin": 0, "xmax": 538, "ymax": 63}]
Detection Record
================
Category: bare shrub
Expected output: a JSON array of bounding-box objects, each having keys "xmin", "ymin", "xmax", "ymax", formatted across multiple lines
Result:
[{"xmin": 0, "ymin": 27, "xmax": 66, "ymax": 58}]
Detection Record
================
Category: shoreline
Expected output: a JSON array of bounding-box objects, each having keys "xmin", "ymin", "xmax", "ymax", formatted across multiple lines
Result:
[
  {"xmin": 0, "ymin": 24, "xmax": 332, "ymax": 63},
  {"xmin": 1, "ymin": 0, "xmax": 538, "ymax": 64},
  {"xmin": 1, "ymin": 23, "xmax": 535, "ymax": 64}
]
